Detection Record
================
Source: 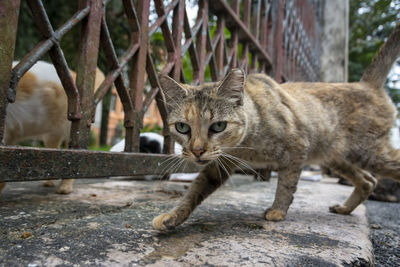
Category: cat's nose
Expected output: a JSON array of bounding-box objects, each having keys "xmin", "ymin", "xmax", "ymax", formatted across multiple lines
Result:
[{"xmin": 192, "ymin": 148, "xmax": 205, "ymax": 157}]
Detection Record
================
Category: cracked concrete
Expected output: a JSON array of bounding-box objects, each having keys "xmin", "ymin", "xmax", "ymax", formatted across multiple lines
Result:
[{"xmin": 0, "ymin": 175, "xmax": 373, "ymax": 266}]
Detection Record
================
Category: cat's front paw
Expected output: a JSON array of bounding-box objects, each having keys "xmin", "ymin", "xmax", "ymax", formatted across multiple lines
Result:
[
  {"xmin": 152, "ymin": 212, "xmax": 180, "ymax": 230},
  {"xmin": 55, "ymin": 179, "xmax": 74, "ymax": 194},
  {"xmin": 0, "ymin": 182, "xmax": 5, "ymax": 194},
  {"xmin": 265, "ymin": 208, "xmax": 286, "ymax": 221},
  {"xmin": 329, "ymin": 204, "xmax": 351, "ymax": 215},
  {"xmin": 42, "ymin": 180, "xmax": 56, "ymax": 187}
]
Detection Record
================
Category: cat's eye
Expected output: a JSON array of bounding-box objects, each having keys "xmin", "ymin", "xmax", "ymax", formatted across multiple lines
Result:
[
  {"xmin": 210, "ymin": 121, "xmax": 227, "ymax": 133},
  {"xmin": 175, "ymin": 122, "xmax": 191, "ymax": 134}
]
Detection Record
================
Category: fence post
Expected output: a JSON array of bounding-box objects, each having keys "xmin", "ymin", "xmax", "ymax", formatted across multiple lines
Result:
[
  {"xmin": 196, "ymin": 0, "xmax": 208, "ymax": 84},
  {"xmin": 126, "ymin": 0, "xmax": 150, "ymax": 152},
  {"xmin": 272, "ymin": 0, "xmax": 284, "ymax": 83},
  {"xmin": 70, "ymin": 0, "xmax": 103, "ymax": 149},
  {"xmin": 0, "ymin": 0, "xmax": 21, "ymax": 144}
]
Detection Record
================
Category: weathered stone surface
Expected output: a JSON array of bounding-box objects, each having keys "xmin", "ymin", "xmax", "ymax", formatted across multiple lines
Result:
[{"xmin": 0, "ymin": 175, "xmax": 372, "ymax": 266}]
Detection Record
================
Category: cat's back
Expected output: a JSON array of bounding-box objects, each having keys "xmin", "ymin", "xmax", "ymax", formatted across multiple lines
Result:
[
  {"xmin": 281, "ymin": 81, "xmax": 397, "ymax": 138},
  {"xmin": 244, "ymin": 74, "xmax": 396, "ymax": 147},
  {"xmin": 281, "ymin": 81, "xmax": 395, "ymax": 115},
  {"xmin": 12, "ymin": 61, "xmax": 66, "ymax": 102},
  {"xmin": 5, "ymin": 61, "xmax": 69, "ymax": 144}
]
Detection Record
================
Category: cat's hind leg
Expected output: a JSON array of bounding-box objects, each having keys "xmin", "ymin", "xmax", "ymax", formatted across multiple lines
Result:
[
  {"xmin": 265, "ymin": 168, "xmax": 302, "ymax": 221},
  {"xmin": 0, "ymin": 182, "xmax": 5, "ymax": 194},
  {"xmin": 152, "ymin": 160, "xmax": 234, "ymax": 230},
  {"xmin": 328, "ymin": 161, "xmax": 377, "ymax": 215},
  {"xmin": 365, "ymin": 148, "xmax": 400, "ymax": 181},
  {"xmin": 43, "ymin": 136, "xmax": 74, "ymax": 194}
]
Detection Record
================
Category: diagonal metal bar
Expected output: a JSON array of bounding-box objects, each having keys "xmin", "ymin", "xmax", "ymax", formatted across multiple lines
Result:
[
  {"xmin": 204, "ymin": 30, "xmax": 220, "ymax": 81},
  {"xmin": 182, "ymin": 8, "xmax": 201, "ymax": 82},
  {"xmin": 24, "ymin": 0, "xmax": 82, "ymax": 121},
  {"xmin": 144, "ymin": 51, "xmax": 174, "ymax": 154},
  {"xmin": 148, "ymin": 0, "xmax": 179, "ymax": 36},
  {"xmin": 216, "ymin": 15, "xmax": 226, "ymax": 80},
  {"xmin": 97, "ymin": 16, "xmax": 135, "ymax": 128},
  {"xmin": 123, "ymin": 0, "xmax": 141, "ymax": 35},
  {"xmin": 211, "ymin": 0, "xmax": 272, "ymax": 67},
  {"xmin": 153, "ymin": 0, "xmax": 176, "ymax": 57}
]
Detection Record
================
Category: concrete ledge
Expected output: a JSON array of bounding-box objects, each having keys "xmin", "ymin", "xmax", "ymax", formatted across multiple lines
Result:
[{"xmin": 0, "ymin": 175, "xmax": 373, "ymax": 266}]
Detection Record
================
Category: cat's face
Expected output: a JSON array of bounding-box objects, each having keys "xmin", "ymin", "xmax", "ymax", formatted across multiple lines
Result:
[{"xmin": 160, "ymin": 69, "xmax": 247, "ymax": 165}]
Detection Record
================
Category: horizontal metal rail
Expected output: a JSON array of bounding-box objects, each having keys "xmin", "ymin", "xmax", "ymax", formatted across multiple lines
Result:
[{"xmin": 0, "ymin": 146, "xmax": 200, "ymax": 182}]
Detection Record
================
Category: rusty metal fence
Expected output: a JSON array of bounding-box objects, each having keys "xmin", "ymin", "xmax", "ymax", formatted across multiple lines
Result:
[{"xmin": 0, "ymin": 0, "xmax": 322, "ymax": 182}]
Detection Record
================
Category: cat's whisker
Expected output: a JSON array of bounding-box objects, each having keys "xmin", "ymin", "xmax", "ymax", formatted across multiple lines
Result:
[
  {"xmin": 223, "ymin": 153, "xmax": 256, "ymax": 173},
  {"xmin": 159, "ymin": 154, "xmax": 180, "ymax": 165},
  {"xmin": 216, "ymin": 158, "xmax": 229, "ymax": 185},
  {"xmin": 221, "ymin": 152, "xmax": 260, "ymax": 178},
  {"xmin": 171, "ymin": 158, "xmax": 186, "ymax": 175},
  {"xmin": 220, "ymin": 146, "xmax": 256, "ymax": 150},
  {"xmin": 156, "ymin": 154, "xmax": 182, "ymax": 175},
  {"xmin": 159, "ymin": 160, "xmax": 181, "ymax": 181},
  {"xmin": 220, "ymin": 154, "xmax": 249, "ymax": 177},
  {"xmin": 159, "ymin": 156, "xmax": 182, "ymax": 177},
  {"xmin": 216, "ymin": 160, "xmax": 223, "ymax": 184}
]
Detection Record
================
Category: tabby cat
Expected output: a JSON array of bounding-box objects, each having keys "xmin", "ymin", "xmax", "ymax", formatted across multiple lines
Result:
[{"xmin": 152, "ymin": 23, "xmax": 400, "ymax": 230}]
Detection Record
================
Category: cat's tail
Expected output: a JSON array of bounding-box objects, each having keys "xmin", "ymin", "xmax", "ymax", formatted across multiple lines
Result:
[{"xmin": 361, "ymin": 22, "xmax": 400, "ymax": 89}]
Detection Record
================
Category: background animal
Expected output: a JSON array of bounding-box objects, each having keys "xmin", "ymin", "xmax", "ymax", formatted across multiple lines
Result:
[
  {"xmin": 0, "ymin": 61, "xmax": 104, "ymax": 195},
  {"xmin": 110, "ymin": 132, "xmax": 182, "ymax": 154}
]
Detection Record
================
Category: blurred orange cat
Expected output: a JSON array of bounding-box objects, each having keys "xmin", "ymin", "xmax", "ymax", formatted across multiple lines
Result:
[{"xmin": 0, "ymin": 61, "xmax": 104, "ymax": 194}]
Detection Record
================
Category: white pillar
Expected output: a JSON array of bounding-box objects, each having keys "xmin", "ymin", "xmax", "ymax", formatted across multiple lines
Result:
[{"xmin": 320, "ymin": 0, "xmax": 349, "ymax": 82}]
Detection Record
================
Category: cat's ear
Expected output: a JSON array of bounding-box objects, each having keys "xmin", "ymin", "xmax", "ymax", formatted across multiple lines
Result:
[
  {"xmin": 158, "ymin": 74, "xmax": 188, "ymax": 107},
  {"xmin": 216, "ymin": 68, "xmax": 245, "ymax": 106}
]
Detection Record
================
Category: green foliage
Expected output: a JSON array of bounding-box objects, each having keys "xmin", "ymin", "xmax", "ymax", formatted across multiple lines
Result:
[
  {"xmin": 349, "ymin": 0, "xmax": 400, "ymax": 110},
  {"xmin": 141, "ymin": 124, "xmax": 162, "ymax": 134},
  {"xmin": 349, "ymin": 0, "xmax": 400, "ymax": 82},
  {"xmin": 89, "ymin": 145, "xmax": 112, "ymax": 151}
]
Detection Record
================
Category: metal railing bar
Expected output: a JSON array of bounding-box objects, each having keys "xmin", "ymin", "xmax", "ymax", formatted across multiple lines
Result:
[
  {"xmin": 212, "ymin": 0, "xmax": 272, "ymax": 67},
  {"xmin": 215, "ymin": 15, "xmax": 225, "ymax": 80},
  {"xmin": 122, "ymin": 0, "xmax": 141, "ymax": 40},
  {"xmin": 144, "ymin": 51, "xmax": 173, "ymax": 154},
  {"xmin": 69, "ymin": 0, "xmax": 103, "ymax": 149},
  {"xmin": 125, "ymin": 0, "xmax": 150, "ymax": 152},
  {"xmin": 195, "ymin": 0, "xmax": 208, "ymax": 84},
  {"xmin": 171, "ymin": 0, "xmax": 185, "ymax": 80},
  {"xmin": 204, "ymin": 29, "xmax": 220, "ymax": 81},
  {"xmin": 148, "ymin": 0, "xmax": 179, "ymax": 37},
  {"xmin": 0, "ymin": 0, "xmax": 21, "ymax": 143},
  {"xmin": 96, "ymin": 16, "xmax": 135, "ymax": 128},
  {"xmin": 0, "ymin": 145, "xmax": 201, "ymax": 181},
  {"xmin": 181, "ymin": 12, "xmax": 202, "ymax": 69},
  {"xmin": 25, "ymin": 0, "xmax": 83, "ymax": 121},
  {"xmin": 153, "ymin": 0, "xmax": 176, "ymax": 55}
]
